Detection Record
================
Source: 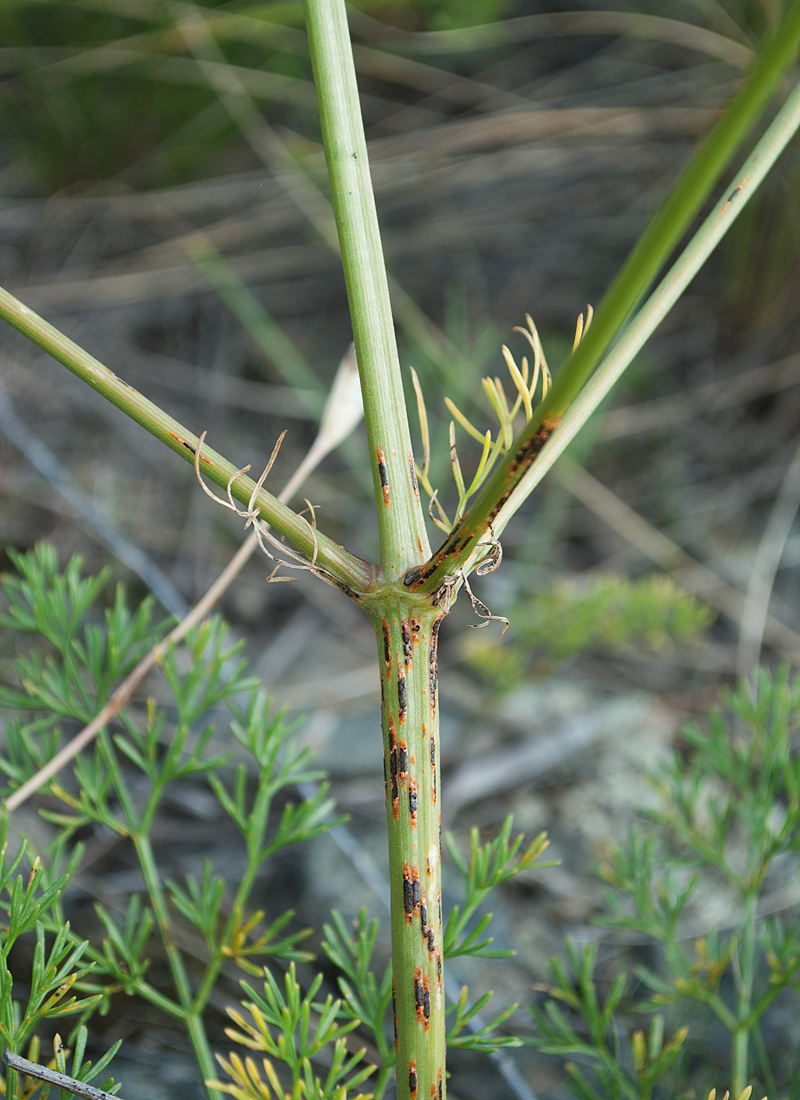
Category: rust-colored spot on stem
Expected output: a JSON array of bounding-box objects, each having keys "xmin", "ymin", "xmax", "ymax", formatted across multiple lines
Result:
[
  {"xmin": 376, "ymin": 446, "xmax": 390, "ymax": 506},
  {"xmin": 409, "ymin": 453, "xmax": 419, "ymax": 501},
  {"xmin": 381, "ymin": 618, "xmax": 391, "ymax": 676},
  {"xmin": 401, "ymin": 618, "xmax": 412, "ymax": 665},
  {"xmin": 431, "ymin": 736, "xmax": 437, "ymax": 805},
  {"xmin": 403, "ymin": 414, "xmax": 561, "ymax": 590},
  {"xmin": 429, "ymin": 617, "xmax": 442, "ymax": 715},
  {"xmin": 409, "ymin": 1061, "xmax": 418, "ymax": 1099},
  {"xmin": 403, "ymin": 864, "xmax": 414, "ymax": 923},
  {"xmin": 414, "ymin": 966, "xmax": 425, "ymax": 1023},
  {"xmin": 397, "ymin": 740, "xmax": 408, "ymax": 780},
  {"xmin": 397, "ymin": 664, "xmax": 407, "ymax": 724}
]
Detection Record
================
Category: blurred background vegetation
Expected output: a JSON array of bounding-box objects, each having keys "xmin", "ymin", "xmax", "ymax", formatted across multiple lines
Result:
[{"xmin": 1, "ymin": 1, "xmax": 800, "ymax": 1097}]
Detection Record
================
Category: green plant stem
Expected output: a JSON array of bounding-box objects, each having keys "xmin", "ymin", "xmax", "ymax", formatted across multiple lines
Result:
[
  {"xmin": 130, "ymin": 978, "xmax": 187, "ymax": 1020},
  {"xmin": 0, "ymin": 286, "xmax": 372, "ymax": 595},
  {"xmin": 733, "ymin": 891, "xmax": 759, "ymax": 1096},
  {"xmin": 302, "ymin": 0, "xmax": 431, "ymax": 581},
  {"xmin": 403, "ymin": 0, "xmax": 800, "ymax": 596},
  {"xmin": 362, "ymin": 595, "xmax": 445, "ymax": 1100},
  {"xmin": 371, "ymin": 1060, "xmax": 396, "ymax": 1100},
  {"xmin": 193, "ymin": 793, "xmax": 270, "ymax": 1017},
  {"xmin": 495, "ymin": 72, "xmax": 800, "ymax": 535},
  {"xmin": 134, "ymin": 833, "xmax": 220, "ymax": 1099},
  {"xmin": 300, "ymin": 10, "xmax": 449, "ymax": 1087}
]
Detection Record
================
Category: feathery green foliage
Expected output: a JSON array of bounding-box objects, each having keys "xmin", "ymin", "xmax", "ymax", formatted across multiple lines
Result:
[
  {"xmin": 465, "ymin": 574, "xmax": 713, "ymax": 688},
  {"xmin": 532, "ymin": 667, "xmax": 800, "ymax": 1099},
  {"xmin": 0, "ymin": 546, "xmax": 351, "ymax": 1098},
  {"xmin": 0, "ymin": 548, "xmax": 548, "ymax": 1099}
]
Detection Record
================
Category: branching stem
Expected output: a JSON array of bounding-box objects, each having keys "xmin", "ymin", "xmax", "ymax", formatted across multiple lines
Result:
[{"xmin": 403, "ymin": 0, "xmax": 800, "ymax": 596}]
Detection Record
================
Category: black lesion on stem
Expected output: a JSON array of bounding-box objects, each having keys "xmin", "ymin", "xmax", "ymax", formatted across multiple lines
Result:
[
  {"xmin": 403, "ymin": 416, "xmax": 560, "ymax": 589},
  {"xmin": 429, "ymin": 618, "xmax": 442, "ymax": 715},
  {"xmin": 397, "ymin": 673, "xmax": 408, "ymax": 720},
  {"xmin": 401, "ymin": 618, "xmax": 412, "ymax": 664}
]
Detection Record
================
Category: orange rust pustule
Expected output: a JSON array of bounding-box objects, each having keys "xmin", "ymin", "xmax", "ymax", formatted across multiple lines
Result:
[
  {"xmin": 430, "ymin": 735, "xmax": 437, "ymax": 804},
  {"xmin": 376, "ymin": 446, "xmax": 390, "ymax": 506},
  {"xmin": 721, "ymin": 176, "xmax": 747, "ymax": 213},
  {"xmin": 420, "ymin": 898, "xmax": 435, "ymax": 955},
  {"xmin": 329, "ymin": 578, "xmax": 362, "ymax": 601},
  {"xmin": 381, "ymin": 619, "xmax": 391, "ymax": 676},
  {"xmin": 409, "ymin": 454, "xmax": 419, "ymax": 501},
  {"xmin": 169, "ymin": 431, "xmax": 197, "ymax": 456},
  {"xmin": 414, "ymin": 966, "xmax": 425, "ymax": 1024},
  {"xmin": 409, "ymin": 1061, "xmax": 418, "ymax": 1099},
  {"xmin": 402, "ymin": 415, "xmax": 561, "ymax": 590},
  {"xmin": 429, "ymin": 617, "xmax": 442, "ymax": 715},
  {"xmin": 397, "ymin": 740, "xmax": 408, "ymax": 780},
  {"xmin": 390, "ymin": 764, "xmax": 399, "ymax": 820},
  {"xmin": 411, "ymin": 864, "xmax": 420, "ymax": 915},
  {"xmin": 389, "ymin": 716, "xmax": 399, "ymax": 820},
  {"xmin": 401, "ymin": 618, "xmax": 413, "ymax": 665},
  {"xmin": 484, "ymin": 415, "xmax": 561, "ymax": 527},
  {"xmin": 403, "ymin": 864, "xmax": 414, "ymax": 923},
  {"xmin": 397, "ymin": 665, "xmax": 407, "ymax": 724}
]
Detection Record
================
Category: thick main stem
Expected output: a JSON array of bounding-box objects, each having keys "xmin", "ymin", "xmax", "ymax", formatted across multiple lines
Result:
[
  {"xmin": 303, "ymin": 0, "xmax": 430, "ymax": 580},
  {"xmin": 368, "ymin": 597, "xmax": 446, "ymax": 1100}
]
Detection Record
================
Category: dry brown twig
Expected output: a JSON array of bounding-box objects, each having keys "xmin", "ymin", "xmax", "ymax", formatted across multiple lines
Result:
[{"xmin": 3, "ymin": 1045, "xmax": 125, "ymax": 1100}]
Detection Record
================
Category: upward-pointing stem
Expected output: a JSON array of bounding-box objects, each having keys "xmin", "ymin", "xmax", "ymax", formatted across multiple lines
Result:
[
  {"xmin": 401, "ymin": 0, "xmax": 800, "ymax": 597},
  {"xmin": 303, "ymin": 0, "xmax": 431, "ymax": 582}
]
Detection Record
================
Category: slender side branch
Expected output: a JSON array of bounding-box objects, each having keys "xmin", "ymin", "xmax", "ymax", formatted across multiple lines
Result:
[
  {"xmin": 303, "ymin": 0, "xmax": 431, "ymax": 580},
  {"xmin": 402, "ymin": 1, "xmax": 800, "ymax": 596},
  {"xmin": 0, "ymin": 287, "xmax": 374, "ymax": 595},
  {"xmin": 495, "ymin": 74, "xmax": 800, "ymax": 540}
]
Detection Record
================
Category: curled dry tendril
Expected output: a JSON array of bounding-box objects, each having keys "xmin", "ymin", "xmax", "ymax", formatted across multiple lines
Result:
[{"xmin": 193, "ymin": 430, "xmax": 328, "ymax": 586}]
